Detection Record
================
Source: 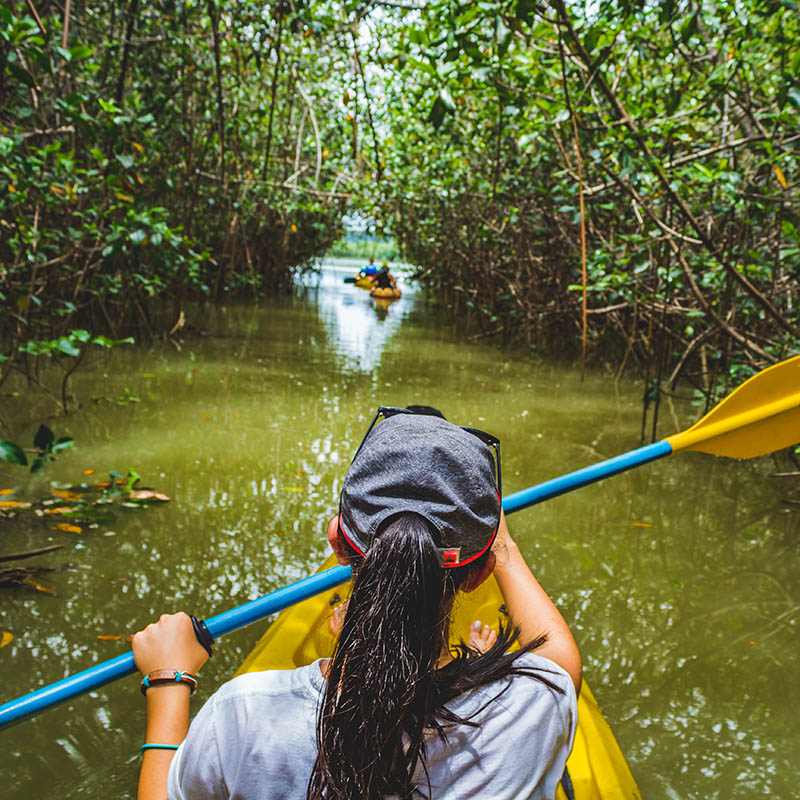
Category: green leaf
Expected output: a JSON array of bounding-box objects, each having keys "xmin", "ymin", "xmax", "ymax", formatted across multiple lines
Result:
[
  {"xmin": 439, "ymin": 87, "xmax": 456, "ymax": 112},
  {"xmin": 583, "ymin": 28, "xmax": 600, "ymax": 53},
  {"xmin": 428, "ymin": 96, "xmax": 448, "ymax": 129},
  {"xmin": 7, "ymin": 63, "xmax": 34, "ymax": 88},
  {"xmin": 0, "ymin": 441, "xmax": 28, "ymax": 466},
  {"xmin": 515, "ymin": 0, "xmax": 536, "ymax": 24},
  {"xmin": 91, "ymin": 335, "xmax": 135, "ymax": 348},
  {"xmin": 680, "ymin": 11, "xmax": 698, "ymax": 43},
  {"xmin": 98, "ymin": 98, "xmax": 122, "ymax": 114},
  {"xmin": 125, "ymin": 468, "xmax": 141, "ymax": 492},
  {"xmin": 68, "ymin": 45, "xmax": 94, "ymax": 60},
  {"xmin": 56, "ymin": 338, "xmax": 81, "ymax": 357},
  {"xmin": 30, "ymin": 456, "xmax": 45, "ymax": 474},
  {"xmin": 52, "ymin": 437, "xmax": 74, "ymax": 454},
  {"xmin": 115, "ymin": 153, "xmax": 134, "ymax": 169},
  {"xmin": 33, "ymin": 424, "xmax": 54, "ymax": 451}
]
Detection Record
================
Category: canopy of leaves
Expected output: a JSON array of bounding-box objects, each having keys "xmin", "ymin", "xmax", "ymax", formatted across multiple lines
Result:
[
  {"xmin": 2, "ymin": 0, "xmax": 798, "ymax": 399},
  {"xmin": 352, "ymin": 0, "xmax": 799, "ymax": 393},
  {"xmin": 1, "ymin": 0, "xmax": 360, "ymax": 374}
]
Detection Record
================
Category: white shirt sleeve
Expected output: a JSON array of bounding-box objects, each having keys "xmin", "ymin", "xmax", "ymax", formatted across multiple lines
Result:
[{"xmin": 167, "ymin": 693, "xmax": 227, "ymax": 800}]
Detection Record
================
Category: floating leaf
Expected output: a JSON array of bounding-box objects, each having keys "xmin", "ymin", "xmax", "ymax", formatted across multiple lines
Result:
[
  {"xmin": 24, "ymin": 579, "xmax": 55, "ymax": 594},
  {"xmin": 0, "ymin": 488, "xmax": 15, "ymax": 496},
  {"xmin": 53, "ymin": 523, "xmax": 82, "ymax": 533},
  {"xmin": 203, "ymin": 413, "xmax": 213, "ymax": 420},
  {"xmin": 83, "ymin": 469, "xmax": 95, "ymax": 476},
  {"xmin": 44, "ymin": 506, "xmax": 77, "ymax": 515},
  {"xmin": 0, "ymin": 500, "xmax": 28, "ymax": 508},
  {"xmin": 96, "ymin": 634, "xmax": 122, "ymax": 641},
  {"xmin": 283, "ymin": 486, "xmax": 304, "ymax": 492},
  {"xmin": 0, "ymin": 631, "xmax": 12, "ymax": 648},
  {"xmin": 632, "ymin": 522, "xmax": 654, "ymax": 528},
  {"xmin": 51, "ymin": 489, "xmax": 82, "ymax": 501},
  {"xmin": 129, "ymin": 490, "xmax": 170, "ymax": 502}
]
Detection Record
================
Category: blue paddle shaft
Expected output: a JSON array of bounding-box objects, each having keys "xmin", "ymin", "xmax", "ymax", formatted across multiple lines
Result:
[
  {"xmin": 502, "ymin": 440, "xmax": 672, "ymax": 513},
  {"xmin": 0, "ymin": 440, "xmax": 672, "ymax": 731},
  {"xmin": 0, "ymin": 565, "xmax": 352, "ymax": 730}
]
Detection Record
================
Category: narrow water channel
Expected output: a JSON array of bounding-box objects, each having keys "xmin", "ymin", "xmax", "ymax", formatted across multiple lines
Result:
[{"xmin": 1, "ymin": 262, "xmax": 797, "ymax": 799}]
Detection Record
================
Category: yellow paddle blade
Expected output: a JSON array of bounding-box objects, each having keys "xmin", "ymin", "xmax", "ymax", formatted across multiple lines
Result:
[{"xmin": 666, "ymin": 354, "xmax": 800, "ymax": 458}]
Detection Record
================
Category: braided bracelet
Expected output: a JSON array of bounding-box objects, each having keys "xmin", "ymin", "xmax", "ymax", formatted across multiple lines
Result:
[{"xmin": 140, "ymin": 669, "xmax": 198, "ymax": 696}]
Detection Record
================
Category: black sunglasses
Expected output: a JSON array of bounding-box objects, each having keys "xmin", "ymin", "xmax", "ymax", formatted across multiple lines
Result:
[{"xmin": 353, "ymin": 406, "xmax": 502, "ymax": 497}]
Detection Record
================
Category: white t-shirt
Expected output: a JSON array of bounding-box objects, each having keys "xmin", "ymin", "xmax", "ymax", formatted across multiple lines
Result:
[{"xmin": 167, "ymin": 652, "xmax": 577, "ymax": 800}]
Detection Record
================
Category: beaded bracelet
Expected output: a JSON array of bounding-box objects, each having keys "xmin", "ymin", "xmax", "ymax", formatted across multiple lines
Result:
[{"xmin": 140, "ymin": 669, "xmax": 198, "ymax": 696}]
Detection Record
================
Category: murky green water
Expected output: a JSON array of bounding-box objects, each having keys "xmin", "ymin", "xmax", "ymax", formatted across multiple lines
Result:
[{"xmin": 1, "ymin": 262, "xmax": 798, "ymax": 799}]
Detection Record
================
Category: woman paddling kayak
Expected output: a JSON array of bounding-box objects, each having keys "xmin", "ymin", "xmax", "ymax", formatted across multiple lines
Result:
[{"xmin": 132, "ymin": 408, "xmax": 581, "ymax": 800}]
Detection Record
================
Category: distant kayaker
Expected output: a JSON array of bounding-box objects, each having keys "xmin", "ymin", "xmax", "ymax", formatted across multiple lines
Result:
[
  {"xmin": 132, "ymin": 408, "xmax": 581, "ymax": 800},
  {"xmin": 373, "ymin": 263, "xmax": 397, "ymax": 290},
  {"xmin": 362, "ymin": 256, "xmax": 378, "ymax": 276}
]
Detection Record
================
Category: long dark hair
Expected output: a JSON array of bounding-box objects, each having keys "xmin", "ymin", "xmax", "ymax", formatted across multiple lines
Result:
[{"xmin": 307, "ymin": 513, "xmax": 561, "ymax": 800}]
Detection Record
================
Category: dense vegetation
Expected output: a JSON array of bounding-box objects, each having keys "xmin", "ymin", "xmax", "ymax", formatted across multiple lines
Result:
[
  {"xmin": 361, "ymin": 0, "xmax": 799, "ymax": 396},
  {"xmin": 2, "ymin": 0, "xmax": 798, "ymax": 405},
  {"xmin": 1, "ymin": 0, "xmax": 357, "ymax": 388}
]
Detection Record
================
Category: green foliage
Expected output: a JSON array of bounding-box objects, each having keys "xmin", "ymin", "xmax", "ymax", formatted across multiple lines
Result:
[
  {"xmin": 0, "ymin": 425, "xmax": 73, "ymax": 473},
  {"xmin": 2, "ymin": 0, "xmax": 797, "ymax": 397},
  {"xmin": 18, "ymin": 330, "xmax": 134, "ymax": 359},
  {"xmin": 346, "ymin": 0, "xmax": 799, "ymax": 387},
  {"xmin": 1, "ymin": 0, "xmax": 353, "ymax": 368}
]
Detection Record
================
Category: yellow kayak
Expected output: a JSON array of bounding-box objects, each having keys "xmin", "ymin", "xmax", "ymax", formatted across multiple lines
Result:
[
  {"xmin": 237, "ymin": 555, "xmax": 641, "ymax": 800},
  {"xmin": 354, "ymin": 276, "xmax": 374, "ymax": 289},
  {"xmin": 370, "ymin": 286, "xmax": 401, "ymax": 298}
]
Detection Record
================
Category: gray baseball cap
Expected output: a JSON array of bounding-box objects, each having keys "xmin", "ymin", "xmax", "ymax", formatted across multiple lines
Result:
[{"xmin": 339, "ymin": 413, "xmax": 501, "ymax": 567}]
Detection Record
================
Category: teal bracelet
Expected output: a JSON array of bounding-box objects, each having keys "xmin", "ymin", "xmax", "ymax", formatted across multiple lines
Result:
[{"xmin": 140, "ymin": 743, "xmax": 180, "ymax": 752}]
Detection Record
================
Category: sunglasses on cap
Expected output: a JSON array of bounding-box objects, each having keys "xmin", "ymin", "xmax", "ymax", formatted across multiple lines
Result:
[{"xmin": 353, "ymin": 406, "xmax": 502, "ymax": 497}]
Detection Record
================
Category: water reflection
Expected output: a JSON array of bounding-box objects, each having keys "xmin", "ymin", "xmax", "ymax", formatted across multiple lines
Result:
[{"xmin": 298, "ymin": 262, "xmax": 412, "ymax": 372}]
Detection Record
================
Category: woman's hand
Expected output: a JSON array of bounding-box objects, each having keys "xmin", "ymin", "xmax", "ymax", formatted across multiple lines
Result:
[
  {"xmin": 491, "ymin": 510, "xmax": 518, "ymax": 571},
  {"xmin": 132, "ymin": 612, "xmax": 209, "ymax": 677}
]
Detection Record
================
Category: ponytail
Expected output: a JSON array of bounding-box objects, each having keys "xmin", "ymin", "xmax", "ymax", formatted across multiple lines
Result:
[{"xmin": 308, "ymin": 513, "xmax": 557, "ymax": 800}]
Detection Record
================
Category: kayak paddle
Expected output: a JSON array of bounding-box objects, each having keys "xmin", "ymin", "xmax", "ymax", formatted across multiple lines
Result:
[
  {"xmin": 1, "ymin": 354, "xmax": 797, "ymax": 730},
  {"xmin": 503, "ymin": 353, "xmax": 800, "ymax": 512}
]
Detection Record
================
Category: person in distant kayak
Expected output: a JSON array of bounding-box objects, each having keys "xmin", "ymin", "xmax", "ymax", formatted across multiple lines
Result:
[
  {"xmin": 362, "ymin": 256, "xmax": 378, "ymax": 276},
  {"xmin": 132, "ymin": 408, "xmax": 581, "ymax": 800},
  {"xmin": 373, "ymin": 263, "xmax": 397, "ymax": 290}
]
